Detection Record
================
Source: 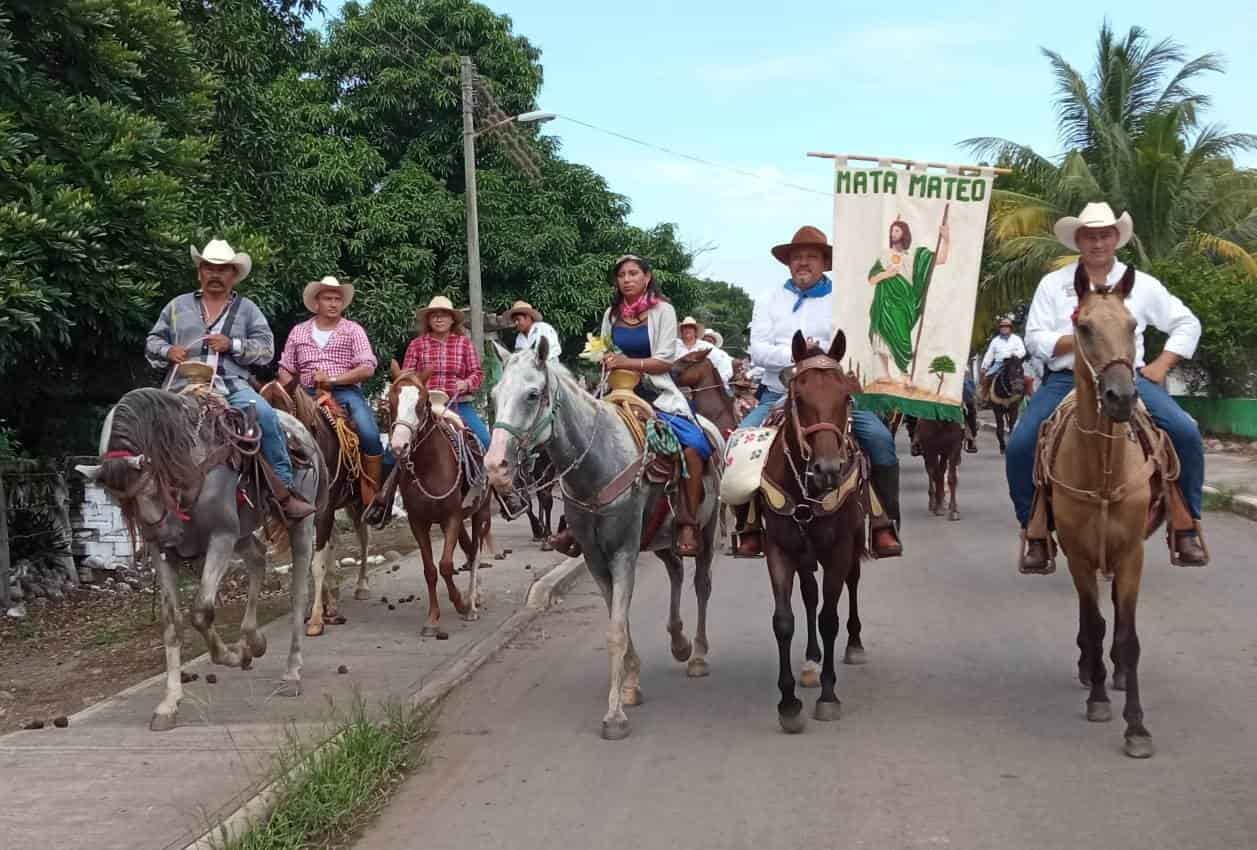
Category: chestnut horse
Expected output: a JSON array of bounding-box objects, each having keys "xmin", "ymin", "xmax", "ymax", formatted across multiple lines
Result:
[
  {"xmin": 387, "ymin": 367, "xmax": 491, "ymax": 634},
  {"xmin": 673, "ymin": 349, "xmax": 739, "ymax": 438},
  {"xmin": 760, "ymin": 331, "xmax": 867, "ymax": 733},
  {"xmin": 914, "ymin": 419, "xmax": 964, "ymax": 520}
]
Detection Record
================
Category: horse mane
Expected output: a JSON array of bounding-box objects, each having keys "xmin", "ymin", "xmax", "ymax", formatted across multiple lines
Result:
[{"xmin": 99, "ymin": 388, "xmax": 203, "ymax": 507}]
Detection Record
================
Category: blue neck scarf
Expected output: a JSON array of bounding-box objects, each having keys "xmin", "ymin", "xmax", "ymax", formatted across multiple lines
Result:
[{"xmin": 783, "ymin": 275, "xmax": 832, "ymax": 312}]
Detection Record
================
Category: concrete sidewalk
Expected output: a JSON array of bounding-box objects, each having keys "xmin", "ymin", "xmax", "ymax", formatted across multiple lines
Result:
[{"xmin": 0, "ymin": 519, "xmax": 583, "ymax": 850}]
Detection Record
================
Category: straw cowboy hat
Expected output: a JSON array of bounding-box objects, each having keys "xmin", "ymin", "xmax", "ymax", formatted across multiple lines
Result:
[
  {"xmin": 190, "ymin": 239, "xmax": 251, "ymax": 282},
  {"xmin": 416, "ymin": 295, "xmax": 463, "ymax": 328},
  {"xmin": 303, "ymin": 275, "xmax": 355, "ymax": 312},
  {"xmin": 702, "ymin": 328, "xmax": 725, "ymax": 348},
  {"xmin": 679, "ymin": 315, "xmax": 701, "ymax": 330},
  {"xmin": 998, "ymin": 316, "xmax": 1014, "ymax": 328},
  {"xmin": 771, "ymin": 226, "xmax": 833, "ymax": 270},
  {"xmin": 1053, "ymin": 202, "xmax": 1133, "ymax": 251},
  {"xmin": 506, "ymin": 300, "xmax": 542, "ymax": 322}
]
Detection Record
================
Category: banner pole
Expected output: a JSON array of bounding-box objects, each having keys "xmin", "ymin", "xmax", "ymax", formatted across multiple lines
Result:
[{"xmin": 908, "ymin": 202, "xmax": 950, "ymax": 382}]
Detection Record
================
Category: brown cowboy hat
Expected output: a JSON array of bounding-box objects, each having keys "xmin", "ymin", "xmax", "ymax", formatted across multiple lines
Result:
[
  {"xmin": 771, "ymin": 226, "xmax": 833, "ymax": 270},
  {"xmin": 506, "ymin": 300, "xmax": 542, "ymax": 322}
]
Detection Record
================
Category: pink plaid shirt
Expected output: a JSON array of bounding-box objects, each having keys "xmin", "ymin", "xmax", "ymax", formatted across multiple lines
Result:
[
  {"xmin": 279, "ymin": 318, "xmax": 377, "ymax": 387},
  {"xmin": 401, "ymin": 333, "xmax": 484, "ymax": 399}
]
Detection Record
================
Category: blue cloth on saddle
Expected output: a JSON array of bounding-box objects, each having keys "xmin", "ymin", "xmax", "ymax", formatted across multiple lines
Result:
[
  {"xmin": 963, "ymin": 372, "xmax": 976, "ymax": 405},
  {"xmin": 611, "ymin": 323, "xmax": 712, "ymax": 459}
]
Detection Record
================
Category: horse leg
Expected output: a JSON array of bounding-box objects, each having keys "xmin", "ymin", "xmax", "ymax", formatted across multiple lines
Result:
[
  {"xmin": 464, "ymin": 501, "xmax": 489, "ymax": 614},
  {"xmin": 621, "ymin": 620, "xmax": 644, "ymax": 708},
  {"xmin": 150, "ymin": 551, "xmax": 184, "ymax": 731},
  {"xmin": 947, "ymin": 447, "xmax": 961, "ymax": 521},
  {"xmin": 191, "ymin": 535, "xmax": 242, "ymax": 667},
  {"xmin": 688, "ymin": 528, "xmax": 714, "ymax": 678},
  {"xmin": 438, "ymin": 514, "xmax": 469, "ymax": 618},
  {"xmin": 767, "ymin": 543, "xmax": 804, "ymax": 733},
  {"xmin": 306, "ymin": 511, "xmax": 335, "ymax": 636},
  {"xmin": 234, "ymin": 534, "xmax": 268, "ymax": 668},
  {"xmin": 1109, "ymin": 578, "xmax": 1126, "ymax": 690},
  {"xmin": 844, "ymin": 558, "xmax": 866, "ymax": 665},
  {"xmin": 416, "ymin": 522, "xmax": 442, "ymax": 637},
  {"xmin": 539, "ymin": 487, "xmax": 554, "ymax": 544},
  {"xmin": 602, "ymin": 550, "xmax": 636, "ymax": 741},
  {"xmin": 797, "ymin": 565, "xmax": 822, "ymax": 688},
  {"xmin": 1070, "ymin": 565, "xmax": 1111, "ymax": 721},
  {"xmin": 352, "ymin": 506, "xmax": 371, "ymax": 601},
  {"xmin": 996, "ymin": 408, "xmax": 1008, "ymax": 455},
  {"xmin": 813, "ymin": 562, "xmax": 845, "ymax": 722},
  {"xmin": 283, "ymin": 514, "xmax": 313, "ymax": 697},
  {"xmin": 657, "ymin": 549, "xmax": 692, "ymax": 663},
  {"xmin": 1114, "ymin": 558, "xmax": 1152, "ymax": 757}
]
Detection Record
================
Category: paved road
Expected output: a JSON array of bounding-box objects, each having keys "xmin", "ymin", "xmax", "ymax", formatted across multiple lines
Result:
[{"xmin": 357, "ymin": 435, "xmax": 1257, "ymax": 850}]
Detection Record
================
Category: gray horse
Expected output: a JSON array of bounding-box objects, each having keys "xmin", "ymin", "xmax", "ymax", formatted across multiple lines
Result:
[
  {"xmin": 485, "ymin": 339, "xmax": 721, "ymax": 740},
  {"xmin": 76, "ymin": 388, "xmax": 324, "ymax": 731}
]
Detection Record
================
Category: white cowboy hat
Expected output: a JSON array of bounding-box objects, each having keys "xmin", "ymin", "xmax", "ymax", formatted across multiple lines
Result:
[
  {"xmin": 702, "ymin": 329, "xmax": 724, "ymax": 348},
  {"xmin": 506, "ymin": 300, "xmax": 542, "ymax": 322},
  {"xmin": 1053, "ymin": 202, "xmax": 1133, "ymax": 251},
  {"xmin": 190, "ymin": 239, "xmax": 252, "ymax": 282},
  {"xmin": 303, "ymin": 275, "xmax": 355, "ymax": 312},
  {"xmin": 997, "ymin": 316, "xmax": 1013, "ymax": 328},
  {"xmin": 679, "ymin": 315, "xmax": 701, "ymax": 329},
  {"xmin": 416, "ymin": 295, "xmax": 463, "ymax": 329}
]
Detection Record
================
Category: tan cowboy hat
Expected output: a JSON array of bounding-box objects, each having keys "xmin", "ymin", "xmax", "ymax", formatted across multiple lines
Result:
[
  {"xmin": 998, "ymin": 316, "xmax": 1013, "ymax": 328},
  {"xmin": 1053, "ymin": 202, "xmax": 1133, "ymax": 251},
  {"xmin": 303, "ymin": 275, "xmax": 355, "ymax": 312},
  {"xmin": 679, "ymin": 315, "xmax": 701, "ymax": 330},
  {"xmin": 771, "ymin": 226, "xmax": 833, "ymax": 270},
  {"xmin": 191, "ymin": 239, "xmax": 252, "ymax": 282},
  {"xmin": 416, "ymin": 295, "xmax": 463, "ymax": 329},
  {"xmin": 506, "ymin": 300, "xmax": 542, "ymax": 322},
  {"xmin": 702, "ymin": 329, "xmax": 724, "ymax": 348}
]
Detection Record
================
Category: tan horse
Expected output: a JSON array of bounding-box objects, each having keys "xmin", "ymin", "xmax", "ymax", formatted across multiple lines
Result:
[{"xmin": 1038, "ymin": 267, "xmax": 1156, "ymax": 758}]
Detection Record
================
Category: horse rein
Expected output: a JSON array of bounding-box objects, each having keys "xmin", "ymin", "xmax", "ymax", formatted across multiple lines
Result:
[{"xmin": 389, "ymin": 380, "xmax": 466, "ymax": 502}]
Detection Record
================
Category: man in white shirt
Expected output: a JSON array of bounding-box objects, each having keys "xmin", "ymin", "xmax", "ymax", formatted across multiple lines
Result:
[
  {"xmin": 700, "ymin": 328, "xmax": 736, "ymax": 391},
  {"xmin": 979, "ymin": 317, "xmax": 1027, "ymax": 398},
  {"xmin": 1009, "ymin": 202, "xmax": 1208, "ymax": 572},
  {"xmin": 509, "ymin": 301, "xmax": 561, "ymax": 360},
  {"xmin": 739, "ymin": 225, "xmax": 902, "ymax": 558}
]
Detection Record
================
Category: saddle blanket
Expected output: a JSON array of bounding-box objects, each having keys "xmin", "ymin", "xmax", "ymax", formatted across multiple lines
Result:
[{"xmin": 719, "ymin": 427, "xmax": 778, "ymax": 506}]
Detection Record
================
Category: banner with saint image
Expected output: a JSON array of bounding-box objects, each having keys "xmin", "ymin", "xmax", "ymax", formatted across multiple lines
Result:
[{"xmin": 829, "ymin": 157, "xmax": 994, "ymax": 421}]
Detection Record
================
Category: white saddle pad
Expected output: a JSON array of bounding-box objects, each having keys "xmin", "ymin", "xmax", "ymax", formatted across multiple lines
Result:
[{"xmin": 719, "ymin": 427, "xmax": 778, "ymax": 506}]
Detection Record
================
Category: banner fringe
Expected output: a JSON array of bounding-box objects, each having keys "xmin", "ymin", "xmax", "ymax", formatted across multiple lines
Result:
[{"xmin": 856, "ymin": 393, "xmax": 963, "ymax": 423}]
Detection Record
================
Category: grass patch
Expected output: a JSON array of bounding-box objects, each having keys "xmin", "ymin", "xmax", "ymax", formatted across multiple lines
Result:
[
  {"xmin": 218, "ymin": 698, "xmax": 432, "ymax": 850},
  {"xmin": 86, "ymin": 607, "xmax": 159, "ymax": 648},
  {"xmin": 1202, "ymin": 487, "xmax": 1236, "ymax": 513}
]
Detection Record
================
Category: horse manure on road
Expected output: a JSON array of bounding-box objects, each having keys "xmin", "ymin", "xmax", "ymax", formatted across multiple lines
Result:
[{"xmin": 205, "ymin": 674, "xmax": 218, "ymax": 684}]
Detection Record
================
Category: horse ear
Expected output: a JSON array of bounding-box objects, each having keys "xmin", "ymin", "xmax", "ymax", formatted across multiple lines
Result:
[
  {"xmin": 1117, "ymin": 264, "xmax": 1136, "ymax": 298},
  {"xmin": 535, "ymin": 335, "xmax": 550, "ymax": 365},
  {"xmin": 692, "ymin": 346, "xmax": 712, "ymax": 363},
  {"xmin": 828, "ymin": 330, "xmax": 846, "ymax": 363},
  {"xmin": 74, "ymin": 464, "xmax": 102, "ymax": 481},
  {"xmin": 390, "ymin": 359, "xmax": 402, "ymax": 380},
  {"xmin": 491, "ymin": 340, "xmax": 512, "ymax": 363},
  {"xmin": 791, "ymin": 330, "xmax": 808, "ymax": 362},
  {"xmin": 1073, "ymin": 263, "xmax": 1090, "ymax": 302}
]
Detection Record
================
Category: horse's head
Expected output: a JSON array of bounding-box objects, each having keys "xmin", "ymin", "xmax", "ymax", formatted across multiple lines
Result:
[
  {"xmin": 1073, "ymin": 264, "xmax": 1138, "ymax": 421},
  {"xmin": 786, "ymin": 330, "xmax": 856, "ymax": 495},
  {"xmin": 672, "ymin": 348, "xmax": 714, "ymax": 390},
  {"xmin": 485, "ymin": 336, "xmax": 556, "ymax": 491},
  {"xmin": 387, "ymin": 362, "xmax": 434, "ymax": 456}
]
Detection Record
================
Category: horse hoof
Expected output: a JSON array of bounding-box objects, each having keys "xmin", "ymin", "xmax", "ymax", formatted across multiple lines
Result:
[
  {"xmin": 686, "ymin": 657, "xmax": 710, "ymax": 678},
  {"xmin": 250, "ymin": 635, "xmax": 267, "ymax": 658},
  {"xmin": 150, "ymin": 712, "xmax": 177, "ymax": 732},
  {"xmin": 949, "ymin": 511, "xmax": 961, "ymax": 522},
  {"xmin": 1112, "ymin": 670, "xmax": 1127, "ymax": 691},
  {"xmin": 799, "ymin": 661, "xmax": 821, "ymax": 688},
  {"xmin": 1087, "ymin": 701, "xmax": 1112, "ymax": 722},
  {"xmin": 778, "ymin": 710, "xmax": 806, "ymax": 734},
  {"xmin": 843, "ymin": 645, "xmax": 867, "ymax": 666},
  {"xmin": 601, "ymin": 718, "xmax": 631, "ymax": 741},
  {"xmin": 305, "ymin": 623, "xmax": 325, "ymax": 637},
  {"xmin": 1124, "ymin": 735, "xmax": 1155, "ymax": 759},
  {"xmin": 671, "ymin": 639, "xmax": 693, "ymax": 663},
  {"xmin": 813, "ymin": 700, "xmax": 841, "ymax": 722},
  {"xmin": 462, "ymin": 609, "xmax": 480, "ymax": 623},
  {"xmin": 420, "ymin": 625, "xmax": 440, "ymax": 637},
  {"xmin": 240, "ymin": 655, "xmax": 253, "ymax": 671},
  {"xmin": 540, "ymin": 542, "xmax": 554, "ymax": 552},
  {"xmin": 277, "ymin": 679, "xmax": 302, "ymax": 698},
  {"xmin": 621, "ymin": 687, "xmax": 644, "ymax": 707},
  {"xmin": 353, "ymin": 588, "xmax": 371, "ymax": 601}
]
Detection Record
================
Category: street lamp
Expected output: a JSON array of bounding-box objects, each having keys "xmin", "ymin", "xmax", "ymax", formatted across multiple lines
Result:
[{"xmin": 460, "ymin": 56, "xmax": 555, "ymax": 358}]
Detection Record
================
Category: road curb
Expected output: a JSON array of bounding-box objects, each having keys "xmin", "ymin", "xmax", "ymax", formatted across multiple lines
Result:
[
  {"xmin": 183, "ymin": 555, "xmax": 586, "ymax": 850},
  {"xmin": 980, "ymin": 420, "xmax": 1257, "ymax": 525}
]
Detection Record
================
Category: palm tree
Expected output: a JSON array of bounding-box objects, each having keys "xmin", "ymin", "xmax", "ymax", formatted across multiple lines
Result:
[{"xmin": 963, "ymin": 23, "xmax": 1257, "ymax": 315}]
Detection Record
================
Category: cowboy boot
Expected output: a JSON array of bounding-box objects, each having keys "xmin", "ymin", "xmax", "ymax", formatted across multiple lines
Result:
[
  {"xmin": 1173, "ymin": 529, "xmax": 1208, "ymax": 566},
  {"xmin": 364, "ymin": 464, "xmax": 400, "ymax": 528},
  {"xmin": 1019, "ymin": 489, "xmax": 1055, "ymax": 574},
  {"xmin": 258, "ymin": 458, "xmax": 316, "ymax": 521},
  {"xmin": 731, "ymin": 503, "xmax": 763, "ymax": 558},
  {"xmin": 674, "ymin": 449, "xmax": 704, "ymax": 557},
  {"xmin": 360, "ymin": 454, "xmax": 383, "ymax": 506},
  {"xmin": 869, "ymin": 464, "xmax": 903, "ymax": 558},
  {"xmin": 1020, "ymin": 536, "xmax": 1053, "ymax": 574}
]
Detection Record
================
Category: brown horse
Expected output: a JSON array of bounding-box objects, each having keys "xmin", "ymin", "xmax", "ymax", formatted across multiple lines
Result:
[
  {"xmin": 387, "ymin": 366, "xmax": 491, "ymax": 634},
  {"xmin": 261, "ymin": 380, "xmax": 370, "ymax": 637},
  {"xmin": 1045, "ymin": 268, "xmax": 1155, "ymax": 758},
  {"xmin": 915, "ymin": 419, "xmax": 963, "ymax": 520},
  {"xmin": 673, "ymin": 349, "xmax": 739, "ymax": 438},
  {"xmin": 760, "ymin": 331, "xmax": 867, "ymax": 733}
]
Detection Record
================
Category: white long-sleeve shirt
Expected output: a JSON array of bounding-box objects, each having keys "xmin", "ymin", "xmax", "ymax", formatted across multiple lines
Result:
[
  {"xmin": 1025, "ymin": 261, "xmax": 1200, "ymax": 372},
  {"xmin": 514, "ymin": 320, "xmax": 562, "ymax": 360},
  {"xmin": 981, "ymin": 333, "xmax": 1026, "ymax": 370},
  {"xmin": 677, "ymin": 338, "xmax": 735, "ymax": 390},
  {"xmin": 749, "ymin": 281, "xmax": 836, "ymax": 392}
]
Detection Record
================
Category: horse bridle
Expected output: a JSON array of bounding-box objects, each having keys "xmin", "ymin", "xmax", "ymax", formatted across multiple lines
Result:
[
  {"xmin": 389, "ymin": 378, "xmax": 465, "ymax": 501},
  {"xmin": 787, "ymin": 355, "xmax": 852, "ymax": 464},
  {"xmin": 1072, "ymin": 290, "xmax": 1136, "ymax": 418}
]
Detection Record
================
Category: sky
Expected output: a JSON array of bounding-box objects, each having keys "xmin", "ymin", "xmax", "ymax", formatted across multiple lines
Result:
[{"xmin": 311, "ymin": 1, "xmax": 1257, "ymax": 295}]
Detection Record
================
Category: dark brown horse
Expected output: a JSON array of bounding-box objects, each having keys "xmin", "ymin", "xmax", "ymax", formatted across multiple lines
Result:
[
  {"xmin": 261, "ymin": 380, "xmax": 370, "ymax": 636},
  {"xmin": 987, "ymin": 354, "xmax": 1025, "ymax": 454},
  {"xmin": 673, "ymin": 349, "xmax": 739, "ymax": 438},
  {"xmin": 386, "ymin": 366, "xmax": 491, "ymax": 634},
  {"xmin": 760, "ymin": 331, "xmax": 867, "ymax": 733},
  {"xmin": 914, "ymin": 419, "xmax": 964, "ymax": 521}
]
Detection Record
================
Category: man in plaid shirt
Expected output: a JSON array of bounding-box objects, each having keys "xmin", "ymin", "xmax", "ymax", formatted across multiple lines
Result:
[
  {"xmin": 401, "ymin": 296, "xmax": 490, "ymax": 449},
  {"xmin": 278, "ymin": 276, "xmax": 390, "ymax": 490}
]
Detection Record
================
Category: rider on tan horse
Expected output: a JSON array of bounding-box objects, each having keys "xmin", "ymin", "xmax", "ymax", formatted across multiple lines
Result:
[
  {"xmin": 277, "ymin": 276, "xmax": 389, "ymax": 496},
  {"xmin": 1009, "ymin": 202, "xmax": 1209, "ymax": 572}
]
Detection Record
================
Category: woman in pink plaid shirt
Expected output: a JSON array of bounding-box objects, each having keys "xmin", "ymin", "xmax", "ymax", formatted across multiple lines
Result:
[{"xmin": 401, "ymin": 296, "xmax": 491, "ymax": 449}]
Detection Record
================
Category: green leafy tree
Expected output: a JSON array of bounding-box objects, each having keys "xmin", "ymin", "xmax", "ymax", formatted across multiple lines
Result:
[{"xmin": 928, "ymin": 355, "xmax": 957, "ymax": 395}]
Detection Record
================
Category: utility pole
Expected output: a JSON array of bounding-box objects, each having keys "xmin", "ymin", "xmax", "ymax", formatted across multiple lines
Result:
[{"xmin": 460, "ymin": 56, "xmax": 485, "ymax": 357}]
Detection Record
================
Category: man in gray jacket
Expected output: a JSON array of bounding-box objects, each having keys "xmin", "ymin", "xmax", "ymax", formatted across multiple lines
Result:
[{"xmin": 145, "ymin": 239, "xmax": 314, "ymax": 519}]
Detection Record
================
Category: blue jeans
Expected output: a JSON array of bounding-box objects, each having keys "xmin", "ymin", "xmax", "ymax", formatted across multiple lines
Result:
[
  {"xmin": 740, "ymin": 387, "xmax": 898, "ymax": 468},
  {"xmin": 1006, "ymin": 370, "xmax": 1204, "ymax": 526},
  {"xmin": 456, "ymin": 401, "xmax": 491, "ymax": 450},
  {"xmin": 305, "ymin": 386, "xmax": 394, "ymax": 469},
  {"xmin": 227, "ymin": 385, "xmax": 293, "ymax": 485}
]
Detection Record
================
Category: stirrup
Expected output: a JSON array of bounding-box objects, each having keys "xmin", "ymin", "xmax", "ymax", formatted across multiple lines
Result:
[
  {"xmin": 1168, "ymin": 520, "xmax": 1210, "ymax": 567},
  {"xmin": 1018, "ymin": 532, "xmax": 1057, "ymax": 575}
]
